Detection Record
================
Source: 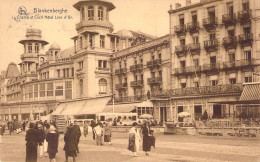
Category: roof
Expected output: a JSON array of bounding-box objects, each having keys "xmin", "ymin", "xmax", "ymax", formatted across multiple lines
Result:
[
  {"xmin": 59, "ymin": 47, "xmax": 74, "ymax": 59},
  {"xmin": 240, "ymin": 83, "xmax": 260, "ymax": 101},
  {"xmin": 49, "ymin": 43, "xmax": 61, "ymax": 50},
  {"xmin": 73, "ymin": 0, "xmax": 115, "ymax": 11},
  {"xmin": 116, "ymin": 29, "xmax": 133, "ymax": 38},
  {"xmin": 130, "ymin": 30, "xmax": 157, "ymax": 40},
  {"xmin": 5, "ymin": 62, "xmax": 20, "ymax": 79}
]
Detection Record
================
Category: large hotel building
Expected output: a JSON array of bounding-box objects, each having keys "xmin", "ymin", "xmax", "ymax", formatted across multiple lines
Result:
[{"xmin": 0, "ymin": 0, "xmax": 259, "ymax": 124}]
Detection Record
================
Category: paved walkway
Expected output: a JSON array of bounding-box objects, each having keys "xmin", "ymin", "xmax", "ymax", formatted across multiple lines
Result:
[{"xmin": 0, "ymin": 132, "xmax": 260, "ymax": 162}]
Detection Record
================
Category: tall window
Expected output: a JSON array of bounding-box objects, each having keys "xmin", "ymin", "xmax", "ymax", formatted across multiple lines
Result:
[
  {"xmin": 40, "ymin": 83, "xmax": 45, "ymax": 97},
  {"xmin": 47, "ymin": 83, "xmax": 53, "ymax": 96},
  {"xmin": 80, "ymin": 36, "xmax": 83, "ymax": 49},
  {"xmin": 89, "ymin": 34, "xmax": 94, "ymax": 47},
  {"xmin": 81, "ymin": 7, "xmax": 85, "ymax": 20},
  {"xmin": 98, "ymin": 6, "xmax": 104, "ymax": 20},
  {"xmin": 28, "ymin": 43, "xmax": 32, "ymax": 53},
  {"xmin": 34, "ymin": 84, "xmax": 38, "ymax": 98},
  {"xmin": 78, "ymin": 61, "xmax": 84, "ymax": 69},
  {"xmin": 244, "ymin": 50, "xmax": 251, "ymax": 60},
  {"xmin": 35, "ymin": 43, "xmax": 39, "ymax": 53},
  {"xmin": 55, "ymin": 82, "xmax": 63, "ymax": 96},
  {"xmin": 65, "ymin": 81, "xmax": 72, "ymax": 99},
  {"xmin": 57, "ymin": 69, "xmax": 60, "ymax": 78},
  {"xmin": 211, "ymin": 80, "xmax": 218, "ymax": 86},
  {"xmin": 88, "ymin": 6, "xmax": 94, "ymax": 20},
  {"xmin": 100, "ymin": 35, "xmax": 105, "ymax": 48},
  {"xmin": 242, "ymin": 1, "xmax": 249, "ymax": 10},
  {"xmin": 80, "ymin": 79, "xmax": 83, "ymax": 97},
  {"xmin": 229, "ymin": 78, "xmax": 236, "ymax": 84},
  {"xmin": 99, "ymin": 78, "xmax": 107, "ymax": 94}
]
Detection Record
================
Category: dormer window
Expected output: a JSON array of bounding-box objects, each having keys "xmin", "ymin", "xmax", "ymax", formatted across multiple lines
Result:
[
  {"xmin": 35, "ymin": 43, "xmax": 39, "ymax": 53},
  {"xmin": 88, "ymin": 6, "xmax": 94, "ymax": 20},
  {"xmin": 28, "ymin": 43, "xmax": 32, "ymax": 53},
  {"xmin": 81, "ymin": 7, "xmax": 85, "ymax": 20},
  {"xmin": 98, "ymin": 6, "xmax": 104, "ymax": 20}
]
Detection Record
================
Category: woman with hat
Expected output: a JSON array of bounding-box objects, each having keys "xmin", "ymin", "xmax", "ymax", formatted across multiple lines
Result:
[
  {"xmin": 128, "ymin": 122, "xmax": 141, "ymax": 157},
  {"xmin": 25, "ymin": 122, "xmax": 38, "ymax": 162},
  {"xmin": 46, "ymin": 125, "xmax": 59, "ymax": 162},
  {"xmin": 142, "ymin": 121, "xmax": 152, "ymax": 156}
]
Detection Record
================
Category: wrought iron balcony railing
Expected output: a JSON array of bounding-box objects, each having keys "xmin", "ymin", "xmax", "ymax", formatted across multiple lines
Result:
[
  {"xmin": 238, "ymin": 33, "xmax": 253, "ymax": 47},
  {"xmin": 203, "ymin": 17, "xmax": 218, "ymax": 31},
  {"xmin": 130, "ymin": 64, "xmax": 143, "ymax": 72},
  {"xmin": 187, "ymin": 22, "xmax": 199, "ymax": 34},
  {"xmin": 204, "ymin": 39, "xmax": 218, "ymax": 52},
  {"xmin": 222, "ymin": 13, "xmax": 236, "ymax": 26},
  {"xmin": 130, "ymin": 80, "xmax": 144, "ymax": 87},
  {"xmin": 147, "ymin": 77, "xmax": 162, "ymax": 85},
  {"xmin": 115, "ymin": 68, "xmax": 127, "ymax": 75},
  {"xmin": 174, "ymin": 24, "xmax": 186, "ymax": 35},
  {"xmin": 115, "ymin": 83, "xmax": 128, "ymax": 90},
  {"xmin": 223, "ymin": 36, "xmax": 237, "ymax": 50},
  {"xmin": 238, "ymin": 9, "xmax": 252, "ymax": 24}
]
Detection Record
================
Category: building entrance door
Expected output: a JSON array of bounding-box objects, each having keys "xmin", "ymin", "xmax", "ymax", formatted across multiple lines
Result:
[
  {"xmin": 194, "ymin": 105, "xmax": 202, "ymax": 120},
  {"xmin": 160, "ymin": 107, "xmax": 167, "ymax": 122},
  {"xmin": 213, "ymin": 105, "xmax": 222, "ymax": 118}
]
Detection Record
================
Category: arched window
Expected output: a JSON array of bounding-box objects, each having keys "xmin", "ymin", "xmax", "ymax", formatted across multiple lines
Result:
[
  {"xmin": 80, "ymin": 79, "xmax": 83, "ymax": 97},
  {"xmin": 98, "ymin": 6, "xmax": 104, "ymax": 20},
  {"xmin": 99, "ymin": 78, "xmax": 107, "ymax": 94},
  {"xmin": 55, "ymin": 51, "xmax": 58, "ymax": 60},
  {"xmin": 35, "ymin": 43, "xmax": 39, "ymax": 53},
  {"xmin": 81, "ymin": 7, "xmax": 85, "ymax": 20},
  {"xmin": 88, "ymin": 6, "xmax": 94, "ymax": 20},
  {"xmin": 28, "ymin": 43, "xmax": 32, "ymax": 53}
]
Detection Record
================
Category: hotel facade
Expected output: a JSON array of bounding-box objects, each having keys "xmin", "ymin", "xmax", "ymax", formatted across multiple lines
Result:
[{"xmin": 0, "ymin": 0, "xmax": 259, "ymax": 124}]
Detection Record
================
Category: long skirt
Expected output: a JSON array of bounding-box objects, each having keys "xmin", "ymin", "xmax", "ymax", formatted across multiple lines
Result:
[
  {"xmin": 143, "ymin": 135, "xmax": 151, "ymax": 151},
  {"xmin": 26, "ymin": 143, "xmax": 37, "ymax": 162},
  {"xmin": 104, "ymin": 135, "xmax": 111, "ymax": 142},
  {"xmin": 128, "ymin": 138, "xmax": 139, "ymax": 152}
]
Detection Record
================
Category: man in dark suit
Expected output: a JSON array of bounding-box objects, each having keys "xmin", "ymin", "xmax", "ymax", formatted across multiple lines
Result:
[{"xmin": 73, "ymin": 121, "xmax": 81, "ymax": 153}]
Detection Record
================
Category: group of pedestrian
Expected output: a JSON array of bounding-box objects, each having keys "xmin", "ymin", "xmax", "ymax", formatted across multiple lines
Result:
[
  {"xmin": 7, "ymin": 120, "xmax": 27, "ymax": 135},
  {"xmin": 25, "ymin": 121, "xmax": 59, "ymax": 162},
  {"xmin": 128, "ymin": 121, "xmax": 155, "ymax": 157},
  {"xmin": 91, "ymin": 120, "xmax": 112, "ymax": 146}
]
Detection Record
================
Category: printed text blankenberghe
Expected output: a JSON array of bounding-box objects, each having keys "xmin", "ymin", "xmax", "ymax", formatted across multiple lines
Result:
[{"xmin": 34, "ymin": 8, "xmax": 68, "ymax": 14}]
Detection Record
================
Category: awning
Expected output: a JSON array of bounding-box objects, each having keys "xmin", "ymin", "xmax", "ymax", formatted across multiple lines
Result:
[
  {"xmin": 103, "ymin": 101, "xmax": 154, "ymax": 113},
  {"xmin": 61, "ymin": 100, "xmax": 86, "ymax": 115},
  {"xmin": 240, "ymin": 83, "xmax": 260, "ymax": 101},
  {"xmin": 53, "ymin": 96, "xmax": 111, "ymax": 116},
  {"xmin": 51, "ymin": 103, "xmax": 68, "ymax": 115},
  {"xmin": 76, "ymin": 97, "xmax": 111, "ymax": 115},
  {"xmin": 103, "ymin": 103, "xmax": 137, "ymax": 113}
]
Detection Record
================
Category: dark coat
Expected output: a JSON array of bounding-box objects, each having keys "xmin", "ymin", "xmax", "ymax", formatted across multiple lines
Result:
[
  {"xmin": 25, "ymin": 128, "xmax": 38, "ymax": 162},
  {"xmin": 142, "ymin": 125, "xmax": 151, "ymax": 151},
  {"xmin": 0, "ymin": 125, "xmax": 4, "ymax": 136},
  {"xmin": 63, "ymin": 127, "xmax": 77, "ymax": 157},
  {"xmin": 46, "ymin": 132, "xmax": 59, "ymax": 154},
  {"xmin": 36, "ymin": 128, "xmax": 45, "ymax": 145}
]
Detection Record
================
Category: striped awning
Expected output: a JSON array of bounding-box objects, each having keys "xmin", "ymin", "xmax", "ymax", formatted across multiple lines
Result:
[{"xmin": 240, "ymin": 83, "xmax": 260, "ymax": 101}]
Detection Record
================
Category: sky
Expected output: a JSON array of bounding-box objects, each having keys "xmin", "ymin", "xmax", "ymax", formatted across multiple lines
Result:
[{"xmin": 0, "ymin": 0, "xmax": 199, "ymax": 72}]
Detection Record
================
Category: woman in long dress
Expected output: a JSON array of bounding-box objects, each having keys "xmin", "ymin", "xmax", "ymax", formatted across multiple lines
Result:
[
  {"xmin": 142, "ymin": 121, "xmax": 152, "ymax": 156},
  {"xmin": 128, "ymin": 122, "xmax": 141, "ymax": 157}
]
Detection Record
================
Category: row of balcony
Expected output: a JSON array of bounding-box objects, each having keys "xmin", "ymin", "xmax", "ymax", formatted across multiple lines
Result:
[
  {"xmin": 174, "ymin": 9, "xmax": 252, "ymax": 35},
  {"xmin": 175, "ymin": 34, "xmax": 253, "ymax": 56},
  {"xmin": 153, "ymin": 84, "xmax": 243, "ymax": 98},
  {"xmin": 115, "ymin": 59, "xmax": 162, "ymax": 75},
  {"xmin": 115, "ymin": 77, "xmax": 162, "ymax": 90},
  {"xmin": 108, "ymin": 95, "xmax": 148, "ymax": 104},
  {"xmin": 174, "ymin": 59, "xmax": 255, "ymax": 76}
]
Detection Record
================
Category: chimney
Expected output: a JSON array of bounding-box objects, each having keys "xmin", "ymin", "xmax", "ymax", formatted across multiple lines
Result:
[
  {"xmin": 175, "ymin": 3, "xmax": 181, "ymax": 9},
  {"xmin": 186, "ymin": 0, "xmax": 191, "ymax": 5}
]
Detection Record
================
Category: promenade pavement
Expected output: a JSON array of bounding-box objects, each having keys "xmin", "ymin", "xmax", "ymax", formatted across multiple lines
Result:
[{"xmin": 0, "ymin": 131, "xmax": 260, "ymax": 162}]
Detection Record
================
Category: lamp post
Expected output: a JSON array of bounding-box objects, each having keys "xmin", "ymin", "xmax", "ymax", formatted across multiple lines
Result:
[{"xmin": 112, "ymin": 94, "xmax": 115, "ymax": 113}]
